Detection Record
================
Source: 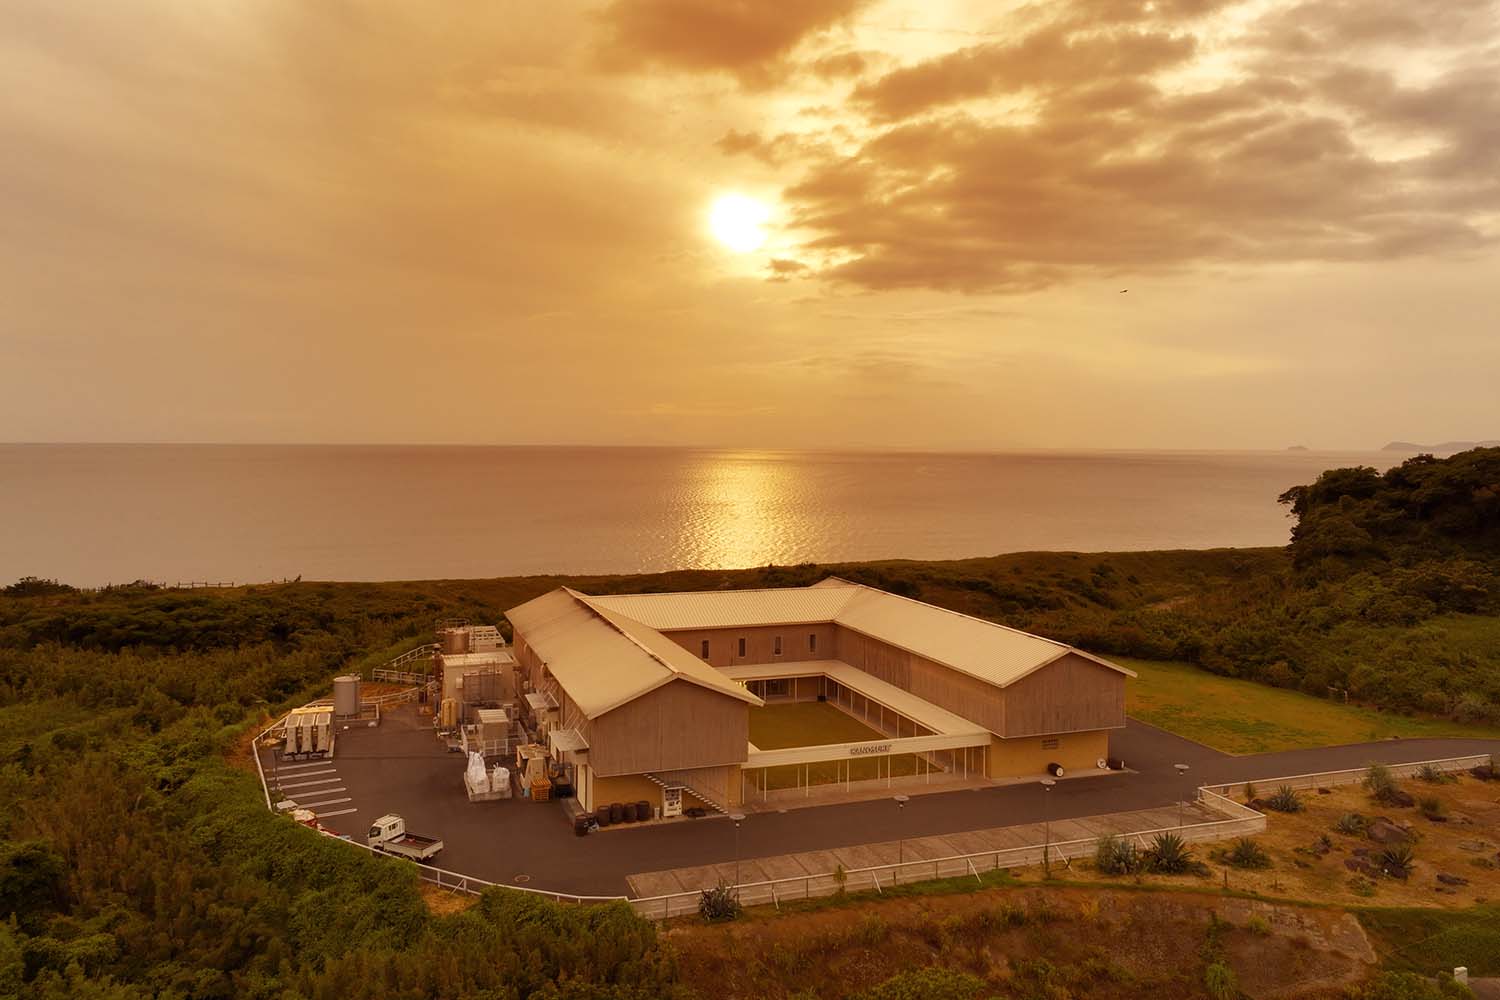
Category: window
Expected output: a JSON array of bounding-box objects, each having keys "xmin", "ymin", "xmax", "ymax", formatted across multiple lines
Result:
[
  {"xmin": 808, "ymin": 632, "xmax": 817, "ymax": 652},
  {"xmin": 773, "ymin": 635, "xmax": 782, "ymax": 655},
  {"xmin": 700, "ymin": 639, "xmax": 709, "ymax": 660},
  {"xmin": 737, "ymin": 637, "xmax": 746, "ymax": 657}
]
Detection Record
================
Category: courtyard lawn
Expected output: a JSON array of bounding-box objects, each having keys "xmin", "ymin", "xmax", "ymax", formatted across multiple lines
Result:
[
  {"xmin": 1121, "ymin": 656, "xmax": 1500, "ymax": 755},
  {"xmin": 748, "ymin": 700, "xmax": 883, "ymax": 750},
  {"xmin": 747, "ymin": 701, "xmax": 944, "ymax": 791}
]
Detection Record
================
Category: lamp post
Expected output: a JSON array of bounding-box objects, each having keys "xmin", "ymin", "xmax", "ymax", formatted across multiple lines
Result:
[
  {"xmin": 893, "ymin": 794, "xmax": 909, "ymax": 867},
  {"xmin": 1040, "ymin": 778, "xmax": 1056, "ymax": 876},
  {"xmin": 729, "ymin": 812, "xmax": 746, "ymax": 896},
  {"xmin": 1174, "ymin": 763, "xmax": 1190, "ymax": 828}
]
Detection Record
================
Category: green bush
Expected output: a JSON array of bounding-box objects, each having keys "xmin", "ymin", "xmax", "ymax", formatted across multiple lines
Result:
[
  {"xmin": 1095, "ymin": 833, "xmax": 1143, "ymax": 875},
  {"xmin": 1419, "ymin": 795, "xmax": 1448, "ymax": 821},
  {"xmin": 1335, "ymin": 813, "xmax": 1370, "ymax": 835},
  {"xmin": 1365, "ymin": 764, "xmax": 1404, "ymax": 805},
  {"xmin": 1416, "ymin": 764, "xmax": 1455, "ymax": 784},
  {"xmin": 1224, "ymin": 838, "xmax": 1272, "ymax": 870},
  {"xmin": 1203, "ymin": 961, "xmax": 1238, "ymax": 1000}
]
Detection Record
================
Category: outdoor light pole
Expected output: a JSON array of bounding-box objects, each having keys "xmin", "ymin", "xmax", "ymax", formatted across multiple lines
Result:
[
  {"xmin": 894, "ymin": 794, "xmax": 909, "ymax": 866},
  {"xmin": 1040, "ymin": 778, "xmax": 1056, "ymax": 876},
  {"xmin": 730, "ymin": 813, "xmax": 746, "ymax": 897},
  {"xmin": 1174, "ymin": 763, "xmax": 1190, "ymax": 829}
]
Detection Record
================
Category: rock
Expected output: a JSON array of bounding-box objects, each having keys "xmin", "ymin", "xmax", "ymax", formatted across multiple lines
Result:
[
  {"xmin": 1467, "ymin": 765, "xmax": 1498, "ymax": 781},
  {"xmin": 1376, "ymin": 789, "xmax": 1416, "ymax": 808},
  {"xmin": 1457, "ymin": 840, "xmax": 1491, "ymax": 852},
  {"xmin": 1317, "ymin": 787, "xmax": 1332, "ymax": 795},
  {"xmin": 1344, "ymin": 858, "xmax": 1379, "ymax": 877},
  {"xmin": 1437, "ymin": 873, "xmax": 1470, "ymax": 886},
  {"xmin": 1435, "ymin": 886, "xmax": 1457, "ymax": 895},
  {"xmin": 1367, "ymin": 819, "xmax": 1414, "ymax": 845}
]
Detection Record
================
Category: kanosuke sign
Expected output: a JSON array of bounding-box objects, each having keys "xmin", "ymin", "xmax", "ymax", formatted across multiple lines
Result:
[{"xmin": 847, "ymin": 742, "xmax": 895, "ymax": 757}]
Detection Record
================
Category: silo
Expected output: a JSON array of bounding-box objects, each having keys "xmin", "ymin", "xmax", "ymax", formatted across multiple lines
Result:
[{"xmin": 333, "ymin": 674, "xmax": 361, "ymax": 717}]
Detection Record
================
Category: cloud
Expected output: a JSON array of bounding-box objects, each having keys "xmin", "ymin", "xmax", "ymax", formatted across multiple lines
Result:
[
  {"xmin": 593, "ymin": 0, "xmax": 872, "ymax": 85},
  {"xmin": 769, "ymin": 0, "xmax": 1500, "ymax": 292}
]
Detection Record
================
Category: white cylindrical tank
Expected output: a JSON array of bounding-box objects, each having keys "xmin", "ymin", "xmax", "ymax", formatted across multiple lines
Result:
[
  {"xmin": 333, "ymin": 674, "xmax": 360, "ymax": 717},
  {"xmin": 441, "ymin": 629, "xmax": 470, "ymax": 655}
]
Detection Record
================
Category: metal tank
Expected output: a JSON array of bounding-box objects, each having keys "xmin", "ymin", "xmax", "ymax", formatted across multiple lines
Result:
[
  {"xmin": 440, "ymin": 628, "xmax": 470, "ymax": 655},
  {"xmin": 333, "ymin": 674, "xmax": 361, "ymax": 717}
]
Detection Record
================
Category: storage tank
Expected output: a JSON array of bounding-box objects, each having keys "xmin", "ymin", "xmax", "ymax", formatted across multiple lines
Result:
[
  {"xmin": 440, "ymin": 628, "xmax": 470, "ymax": 655},
  {"xmin": 333, "ymin": 675, "xmax": 361, "ymax": 717}
]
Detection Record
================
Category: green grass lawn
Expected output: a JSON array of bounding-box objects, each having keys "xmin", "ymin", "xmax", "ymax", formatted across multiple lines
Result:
[
  {"xmin": 1121, "ymin": 656, "xmax": 1500, "ymax": 755},
  {"xmin": 749, "ymin": 700, "xmax": 883, "ymax": 749},
  {"xmin": 1358, "ymin": 905, "xmax": 1500, "ymax": 977},
  {"xmin": 746, "ymin": 701, "xmax": 943, "ymax": 790}
]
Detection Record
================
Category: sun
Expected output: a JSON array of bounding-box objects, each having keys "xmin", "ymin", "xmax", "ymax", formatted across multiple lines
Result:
[{"xmin": 708, "ymin": 193, "xmax": 769, "ymax": 253}]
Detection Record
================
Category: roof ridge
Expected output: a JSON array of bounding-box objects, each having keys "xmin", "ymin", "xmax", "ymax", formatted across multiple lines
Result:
[
  {"xmin": 584, "ymin": 580, "xmax": 851, "ymax": 601},
  {"xmin": 834, "ymin": 582, "xmax": 1072, "ymax": 652},
  {"xmin": 565, "ymin": 588, "xmax": 678, "ymax": 674}
]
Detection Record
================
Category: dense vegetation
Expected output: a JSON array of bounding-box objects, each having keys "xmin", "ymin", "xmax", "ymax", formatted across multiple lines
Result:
[{"xmin": 1, "ymin": 448, "xmax": 1496, "ymax": 996}]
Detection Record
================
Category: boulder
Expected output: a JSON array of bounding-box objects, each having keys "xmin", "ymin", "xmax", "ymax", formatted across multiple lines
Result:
[
  {"xmin": 1456, "ymin": 840, "xmax": 1491, "ymax": 853},
  {"xmin": 1344, "ymin": 858, "xmax": 1379, "ymax": 877},
  {"xmin": 1367, "ymin": 818, "xmax": 1414, "ymax": 845},
  {"xmin": 1436, "ymin": 873, "xmax": 1469, "ymax": 886}
]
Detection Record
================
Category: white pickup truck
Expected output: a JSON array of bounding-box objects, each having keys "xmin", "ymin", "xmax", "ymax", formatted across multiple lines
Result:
[{"xmin": 367, "ymin": 814, "xmax": 444, "ymax": 861}]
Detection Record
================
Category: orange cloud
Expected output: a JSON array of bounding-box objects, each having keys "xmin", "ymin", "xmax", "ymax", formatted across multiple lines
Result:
[{"xmin": 594, "ymin": 0, "xmax": 873, "ymax": 85}]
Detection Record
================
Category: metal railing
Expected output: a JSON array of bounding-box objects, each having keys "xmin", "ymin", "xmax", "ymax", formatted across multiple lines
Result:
[
  {"xmin": 1208, "ymin": 754, "xmax": 1494, "ymax": 800},
  {"xmin": 629, "ymin": 785, "xmax": 1266, "ymax": 919}
]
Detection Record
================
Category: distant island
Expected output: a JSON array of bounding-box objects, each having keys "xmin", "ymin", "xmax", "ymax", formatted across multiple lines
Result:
[
  {"xmin": 1285, "ymin": 445, "xmax": 1309, "ymax": 451},
  {"xmin": 1382, "ymin": 439, "xmax": 1500, "ymax": 453}
]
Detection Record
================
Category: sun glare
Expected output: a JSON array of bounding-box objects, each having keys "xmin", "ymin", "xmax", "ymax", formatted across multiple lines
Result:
[{"xmin": 708, "ymin": 193, "xmax": 769, "ymax": 253}]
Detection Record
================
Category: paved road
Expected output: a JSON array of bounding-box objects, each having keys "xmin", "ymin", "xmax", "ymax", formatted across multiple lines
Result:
[{"xmin": 265, "ymin": 708, "xmax": 1499, "ymax": 898}]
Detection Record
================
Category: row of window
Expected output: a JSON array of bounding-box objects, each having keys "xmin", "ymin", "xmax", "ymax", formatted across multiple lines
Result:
[{"xmin": 699, "ymin": 633, "xmax": 818, "ymax": 659}]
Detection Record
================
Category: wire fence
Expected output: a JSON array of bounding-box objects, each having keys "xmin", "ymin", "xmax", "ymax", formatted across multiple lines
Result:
[{"xmin": 1207, "ymin": 754, "xmax": 1494, "ymax": 800}]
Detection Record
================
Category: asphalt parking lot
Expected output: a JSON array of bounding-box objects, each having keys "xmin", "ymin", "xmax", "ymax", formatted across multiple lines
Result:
[{"xmin": 256, "ymin": 705, "xmax": 1500, "ymax": 898}]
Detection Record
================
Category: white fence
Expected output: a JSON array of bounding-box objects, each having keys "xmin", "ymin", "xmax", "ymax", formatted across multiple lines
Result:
[
  {"xmin": 248, "ymin": 713, "xmax": 1491, "ymax": 921},
  {"xmin": 1209, "ymin": 754, "xmax": 1494, "ymax": 801},
  {"xmin": 630, "ymin": 785, "xmax": 1265, "ymax": 919}
]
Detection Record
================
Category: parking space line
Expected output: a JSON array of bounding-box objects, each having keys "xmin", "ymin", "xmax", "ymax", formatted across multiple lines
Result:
[
  {"xmin": 298, "ymin": 797, "xmax": 352, "ymax": 808},
  {"xmin": 289, "ymin": 787, "xmax": 345, "ymax": 798},
  {"xmin": 316, "ymin": 808, "xmax": 357, "ymax": 818},
  {"xmin": 277, "ymin": 760, "xmax": 335, "ymax": 772},
  {"xmin": 279, "ymin": 776, "xmax": 342, "ymax": 790},
  {"xmin": 275, "ymin": 768, "xmax": 336, "ymax": 780}
]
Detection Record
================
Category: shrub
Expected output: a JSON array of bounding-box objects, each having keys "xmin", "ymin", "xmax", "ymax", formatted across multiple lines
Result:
[
  {"xmin": 1242, "ymin": 782, "xmax": 1257, "ymax": 804},
  {"xmin": 853, "ymin": 967, "xmax": 989, "ymax": 1000},
  {"xmin": 698, "ymin": 882, "xmax": 741, "ymax": 922},
  {"xmin": 1335, "ymin": 813, "xmax": 1370, "ymax": 836},
  {"xmin": 1364, "ymin": 763, "xmax": 1405, "ymax": 805},
  {"xmin": 1416, "ymin": 764, "xmax": 1455, "ymax": 784},
  {"xmin": 1095, "ymin": 834, "xmax": 1143, "ymax": 876},
  {"xmin": 1224, "ymin": 838, "xmax": 1272, "ymax": 870},
  {"xmin": 1418, "ymin": 795, "xmax": 1448, "ymax": 821},
  {"xmin": 1204, "ymin": 961, "xmax": 1238, "ymax": 1000},
  {"xmin": 1351, "ymin": 970, "xmax": 1476, "ymax": 1000},
  {"xmin": 1144, "ymin": 832, "xmax": 1196, "ymax": 875},
  {"xmin": 1265, "ymin": 785, "xmax": 1303, "ymax": 813},
  {"xmin": 1379, "ymin": 845, "xmax": 1415, "ymax": 880},
  {"xmin": 1245, "ymin": 914, "xmax": 1271, "ymax": 936}
]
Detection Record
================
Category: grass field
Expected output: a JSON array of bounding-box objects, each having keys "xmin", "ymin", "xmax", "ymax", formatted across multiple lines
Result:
[
  {"xmin": 749, "ymin": 701, "xmax": 883, "ymax": 750},
  {"xmin": 1122, "ymin": 656, "xmax": 1500, "ymax": 755},
  {"xmin": 746, "ymin": 701, "xmax": 943, "ymax": 791}
]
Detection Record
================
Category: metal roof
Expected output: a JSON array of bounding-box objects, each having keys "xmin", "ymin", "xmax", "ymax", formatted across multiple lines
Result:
[
  {"xmin": 585, "ymin": 579, "xmax": 1134, "ymax": 689},
  {"xmin": 505, "ymin": 588, "xmax": 763, "ymax": 719}
]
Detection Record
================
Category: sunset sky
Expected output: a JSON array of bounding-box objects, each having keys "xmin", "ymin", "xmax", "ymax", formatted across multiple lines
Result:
[{"xmin": 3, "ymin": 0, "xmax": 1498, "ymax": 450}]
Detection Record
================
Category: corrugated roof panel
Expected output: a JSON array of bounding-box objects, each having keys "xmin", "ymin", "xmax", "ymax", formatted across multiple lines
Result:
[
  {"xmin": 585, "ymin": 584, "xmax": 860, "ymax": 631},
  {"xmin": 505, "ymin": 588, "xmax": 760, "ymax": 718}
]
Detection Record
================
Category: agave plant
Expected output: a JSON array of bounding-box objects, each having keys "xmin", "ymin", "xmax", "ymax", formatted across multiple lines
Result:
[
  {"xmin": 1225, "ymin": 837, "xmax": 1272, "ymax": 870},
  {"xmin": 1379, "ymin": 844, "xmax": 1415, "ymax": 880},
  {"xmin": 1145, "ymin": 832, "xmax": 1196, "ymax": 874},
  {"xmin": 1094, "ymin": 834, "xmax": 1143, "ymax": 876},
  {"xmin": 1265, "ymin": 785, "xmax": 1304, "ymax": 813}
]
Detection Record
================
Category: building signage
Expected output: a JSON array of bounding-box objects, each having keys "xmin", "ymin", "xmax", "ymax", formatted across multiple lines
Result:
[{"xmin": 848, "ymin": 742, "xmax": 894, "ymax": 757}]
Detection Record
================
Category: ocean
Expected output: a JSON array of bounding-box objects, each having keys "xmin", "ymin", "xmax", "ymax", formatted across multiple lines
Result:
[{"xmin": 0, "ymin": 444, "xmax": 1398, "ymax": 587}]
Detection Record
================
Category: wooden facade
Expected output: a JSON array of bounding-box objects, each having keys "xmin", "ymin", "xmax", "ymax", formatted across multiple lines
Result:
[
  {"xmin": 998, "ymin": 652, "xmax": 1126, "ymax": 737},
  {"xmin": 662, "ymin": 623, "xmax": 836, "ymax": 668},
  {"xmin": 576, "ymin": 679, "xmax": 749, "ymax": 777},
  {"xmin": 832, "ymin": 626, "xmax": 1125, "ymax": 738}
]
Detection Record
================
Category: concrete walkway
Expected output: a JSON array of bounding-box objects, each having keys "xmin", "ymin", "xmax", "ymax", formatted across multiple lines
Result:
[
  {"xmin": 266, "ymin": 706, "xmax": 1500, "ymax": 898},
  {"xmin": 626, "ymin": 799, "xmax": 1223, "ymax": 899}
]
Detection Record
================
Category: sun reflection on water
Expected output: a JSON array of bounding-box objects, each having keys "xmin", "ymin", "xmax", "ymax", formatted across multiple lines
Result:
[{"xmin": 676, "ymin": 451, "xmax": 799, "ymax": 569}]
